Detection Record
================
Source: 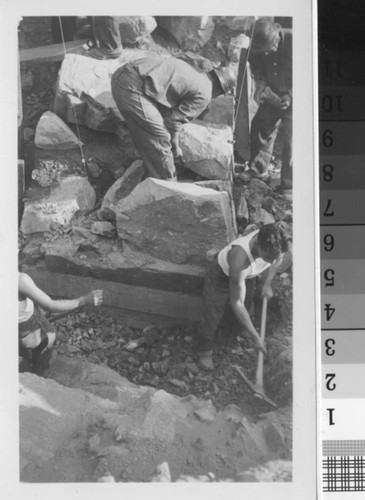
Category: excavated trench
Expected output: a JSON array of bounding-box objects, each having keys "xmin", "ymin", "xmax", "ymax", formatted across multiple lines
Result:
[{"xmin": 18, "ymin": 16, "xmax": 293, "ymax": 482}]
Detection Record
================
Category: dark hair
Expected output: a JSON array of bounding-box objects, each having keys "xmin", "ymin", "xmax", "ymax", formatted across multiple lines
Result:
[
  {"xmin": 257, "ymin": 223, "xmax": 289, "ymax": 258},
  {"xmin": 251, "ymin": 18, "xmax": 281, "ymax": 53}
]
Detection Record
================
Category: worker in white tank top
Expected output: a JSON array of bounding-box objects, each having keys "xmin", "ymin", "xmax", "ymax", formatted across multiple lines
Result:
[
  {"xmin": 218, "ymin": 230, "xmax": 271, "ymax": 279},
  {"xmin": 197, "ymin": 223, "xmax": 292, "ymax": 371}
]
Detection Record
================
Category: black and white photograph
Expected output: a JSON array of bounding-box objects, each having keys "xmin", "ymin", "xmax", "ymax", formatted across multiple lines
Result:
[{"xmin": 2, "ymin": 1, "xmax": 317, "ymax": 498}]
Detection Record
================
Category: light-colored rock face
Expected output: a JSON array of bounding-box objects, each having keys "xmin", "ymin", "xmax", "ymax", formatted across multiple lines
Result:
[
  {"xmin": 223, "ymin": 16, "xmax": 255, "ymax": 31},
  {"xmin": 156, "ymin": 16, "xmax": 215, "ymax": 50},
  {"xmin": 100, "ymin": 159, "xmax": 145, "ymax": 221},
  {"xmin": 227, "ymin": 34, "xmax": 250, "ymax": 63},
  {"xmin": 34, "ymin": 111, "xmax": 83, "ymax": 150},
  {"xmin": 179, "ymin": 120, "xmax": 233, "ymax": 180},
  {"xmin": 118, "ymin": 16, "xmax": 157, "ymax": 44},
  {"xmin": 115, "ymin": 178, "xmax": 237, "ymax": 265},
  {"xmin": 19, "ymin": 357, "xmax": 291, "ymax": 482},
  {"xmin": 53, "ymin": 51, "xmax": 168, "ymax": 132},
  {"xmin": 20, "ymin": 176, "xmax": 96, "ymax": 234},
  {"xmin": 54, "ymin": 54, "xmax": 121, "ymax": 132}
]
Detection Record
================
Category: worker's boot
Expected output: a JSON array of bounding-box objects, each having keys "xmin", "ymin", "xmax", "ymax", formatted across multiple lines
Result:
[
  {"xmin": 197, "ymin": 350, "xmax": 214, "ymax": 371},
  {"xmin": 88, "ymin": 46, "xmax": 123, "ymax": 60}
]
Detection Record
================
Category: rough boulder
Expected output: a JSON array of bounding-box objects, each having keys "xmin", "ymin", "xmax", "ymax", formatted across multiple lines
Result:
[
  {"xmin": 116, "ymin": 178, "xmax": 237, "ymax": 265},
  {"xmin": 180, "ymin": 120, "xmax": 233, "ymax": 180},
  {"xmin": 21, "ymin": 176, "xmax": 96, "ymax": 234},
  {"xmin": 34, "ymin": 111, "xmax": 83, "ymax": 150},
  {"xmin": 156, "ymin": 16, "xmax": 215, "ymax": 50},
  {"xmin": 53, "ymin": 51, "xmax": 168, "ymax": 132},
  {"xmin": 19, "ymin": 356, "xmax": 291, "ymax": 482},
  {"xmin": 100, "ymin": 159, "xmax": 145, "ymax": 221},
  {"xmin": 117, "ymin": 16, "xmax": 157, "ymax": 45}
]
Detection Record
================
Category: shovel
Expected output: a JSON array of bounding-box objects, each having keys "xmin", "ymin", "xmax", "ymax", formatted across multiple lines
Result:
[{"xmin": 233, "ymin": 297, "xmax": 277, "ymax": 409}]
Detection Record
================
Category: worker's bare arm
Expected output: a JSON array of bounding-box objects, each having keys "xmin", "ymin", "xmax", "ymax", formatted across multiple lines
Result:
[
  {"xmin": 228, "ymin": 246, "xmax": 266, "ymax": 353},
  {"xmin": 19, "ymin": 272, "xmax": 103, "ymax": 312}
]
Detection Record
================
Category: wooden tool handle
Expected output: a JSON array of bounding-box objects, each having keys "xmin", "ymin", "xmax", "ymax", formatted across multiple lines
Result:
[{"xmin": 255, "ymin": 297, "xmax": 268, "ymax": 387}]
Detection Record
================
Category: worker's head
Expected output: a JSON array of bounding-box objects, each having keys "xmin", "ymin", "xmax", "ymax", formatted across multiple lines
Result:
[
  {"xmin": 211, "ymin": 64, "xmax": 237, "ymax": 95},
  {"xmin": 251, "ymin": 18, "xmax": 281, "ymax": 54},
  {"xmin": 257, "ymin": 223, "xmax": 289, "ymax": 263}
]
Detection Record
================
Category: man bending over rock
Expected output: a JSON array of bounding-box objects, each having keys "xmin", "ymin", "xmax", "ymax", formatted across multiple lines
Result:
[
  {"xmin": 196, "ymin": 222, "xmax": 292, "ymax": 371},
  {"xmin": 111, "ymin": 55, "xmax": 237, "ymax": 180}
]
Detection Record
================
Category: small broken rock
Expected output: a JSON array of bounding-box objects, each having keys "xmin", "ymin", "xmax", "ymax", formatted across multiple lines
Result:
[
  {"xmin": 89, "ymin": 434, "xmax": 101, "ymax": 452},
  {"xmin": 127, "ymin": 356, "xmax": 140, "ymax": 367},
  {"xmin": 151, "ymin": 462, "xmax": 171, "ymax": 482},
  {"xmin": 90, "ymin": 221, "xmax": 117, "ymax": 238},
  {"xmin": 169, "ymin": 378, "xmax": 188, "ymax": 389},
  {"xmin": 193, "ymin": 407, "xmax": 215, "ymax": 423}
]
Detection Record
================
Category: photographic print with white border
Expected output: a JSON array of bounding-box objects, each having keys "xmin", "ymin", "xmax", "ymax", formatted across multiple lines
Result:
[{"xmin": 1, "ymin": 0, "xmax": 317, "ymax": 499}]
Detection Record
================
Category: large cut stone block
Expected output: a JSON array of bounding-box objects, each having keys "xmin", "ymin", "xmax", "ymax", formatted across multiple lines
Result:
[
  {"xmin": 156, "ymin": 16, "xmax": 215, "ymax": 50},
  {"xmin": 179, "ymin": 120, "xmax": 233, "ymax": 180},
  {"xmin": 35, "ymin": 111, "xmax": 83, "ymax": 150},
  {"xmin": 100, "ymin": 159, "xmax": 145, "ymax": 221},
  {"xmin": 116, "ymin": 178, "xmax": 237, "ymax": 265},
  {"xmin": 53, "ymin": 51, "xmax": 168, "ymax": 133},
  {"xmin": 21, "ymin": 176, "xmax": 96, "ymax": 234}
]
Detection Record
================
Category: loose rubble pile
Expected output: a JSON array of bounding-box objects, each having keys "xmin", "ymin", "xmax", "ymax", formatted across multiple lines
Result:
[
  {"xmin": 49, "ymin": 279, "xmax": 291, "ymax": 409},
  {"xmin": 18, "ymin": 16, "xmax": 293, "ymax": 482}
]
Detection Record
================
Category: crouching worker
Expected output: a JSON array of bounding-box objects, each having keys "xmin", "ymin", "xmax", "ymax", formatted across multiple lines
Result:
[
  {"xmin": 18, "ymin": 272, "xmax": 103, "ymax": 375},
  {"xmin": 196, "ymin": 222, "xmax": 291, "ymax": 371},
  {"xmin": 111, "ymin": 55, "xmax": 237, "ymax": 180}
]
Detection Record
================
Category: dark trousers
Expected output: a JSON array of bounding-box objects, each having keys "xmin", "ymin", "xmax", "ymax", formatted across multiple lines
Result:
[
  {"xmin": 250, "ymin": 103, "xmax": 292, "ymax": 189},
  {"xmin": 197, "ymin": 256, "xmax": 256, "ymax": 352},
  {"xmin": 92, "ymin": 16, "xmax": 123, "ymax": 54},
  {"xmin": 111, "ymin": 65, "xmax": 177, "ymax": 179}
]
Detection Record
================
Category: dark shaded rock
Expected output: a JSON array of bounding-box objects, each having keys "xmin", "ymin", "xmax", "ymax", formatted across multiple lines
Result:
[
  {"xmin": 100, "ymin": 160, "xmax": 145, "ymax": 221},
  {"xmin": 263, "ymin": 423, "xmax": 285, "ymax": 452},
  {"xmin": 236, "ymin": 192, "xmax": 249, "ymax": 223},
  {"xmin": 249, "ymin": 178, "xmax": 274, "ymax": 196},
  {"xmin": 116, "ymin": 178, "xmax": 236, "ymax": 265},
  {"xmin": 199, "ymin": 96, "xmax": 235, "ymax": 127},
  {"xmin": 249, "ymin": 207, "xmax": 275, "ymax": 226}
]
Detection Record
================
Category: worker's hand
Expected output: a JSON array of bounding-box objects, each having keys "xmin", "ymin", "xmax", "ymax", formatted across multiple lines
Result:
[
  {"xmin": 280, "ymin": 94, "xmax": 291, "ymax": 110},
  {"xmin": 261, "ymin": 283, "xmax": 274, "ymax": 300},
  {"xmin": 253, "ymin": 335, "xmax": 267, "ymax": 355},
  {"xmin": 259, "ymin": 86, "xmax": 282, "ymax": 108},
  {"xmin": 82, "ymin": 289, "xmax": 103, "ymax": 307},
  {"xmin": 172, "ymin": 145, "xmax": 183, "ymax": 162}
]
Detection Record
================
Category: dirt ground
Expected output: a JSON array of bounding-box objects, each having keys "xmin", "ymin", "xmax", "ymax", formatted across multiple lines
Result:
[{"xmin": 18, "ymin": 16, "xmax": 293, "ymax": 480}]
